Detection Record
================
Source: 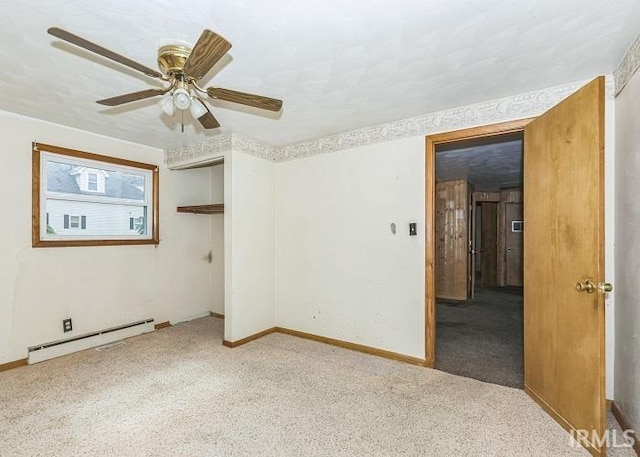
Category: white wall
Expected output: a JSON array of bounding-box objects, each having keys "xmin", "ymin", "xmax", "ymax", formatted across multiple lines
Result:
[
  {"xmin": 614, "ymin": 69, "xmax": 640, "ymax": 430},
  {"xmin": 224, "ymin": 150, "xmax": 275, "ymax": 341},
  {"xmin": 0, "ymin": 111, "xmax": 213, "ymax": 364},
  {"xmin": 275, "ymin": 136, "xmax": 426, "ymax": 358},
  {"xmin": 210, "ymin": 164, "xmax": 225, "ymax": 315}
]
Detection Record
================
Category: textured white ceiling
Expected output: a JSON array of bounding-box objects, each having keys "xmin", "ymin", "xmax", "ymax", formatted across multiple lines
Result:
[
  {"xmin": 436, "ymin": 139, "xmax": 523, "ymax": 191},
  {"xmin": 0, "ymin": 0, "xmax": 638, "ymax": 150}
]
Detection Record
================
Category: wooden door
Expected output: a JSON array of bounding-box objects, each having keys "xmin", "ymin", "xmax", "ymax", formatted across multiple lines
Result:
[
  {"xmin": 435, "ymin": 179, "xmax": 469, "ymax": 300},
  {"xmin": 480, "ymin": 202, "xmax": 498, "ymax": 287},
  {"xmin": 505, "ymin": 203, "xmax": 523, "ymax": 287},
  {"xmin": 524, "ymin": 77, "xmax": 605, "ymax": 456},
  {"xmin": 469, "ymin": 194, "xmax": 476, "ymax": 298}
]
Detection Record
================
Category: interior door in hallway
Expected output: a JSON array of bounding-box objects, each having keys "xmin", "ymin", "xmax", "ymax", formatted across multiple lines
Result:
[
  {"xmin": 435, "ymin": 179, "xmax": 470, "ymax": 301},
  {"xmin": 524, "ymin": 77, "xmax": 606, "ymax": 457},
  {"xmin": 468, "ymin": 195, "xmax": 476, "ymax": 298},
  {"xmin": 505, "ymin": 203, "xmax": 523, "ymax": 287},
  {"xmin": 481, "ymin": 202, "xmax": 498, "ymax": 287}
]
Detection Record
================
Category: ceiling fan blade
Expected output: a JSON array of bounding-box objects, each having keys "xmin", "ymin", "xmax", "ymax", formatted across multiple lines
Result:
[
  {"xmin": 97, "ymin": 88, "xmax": 167, "ymax": 106},
  {"xmin": 182, "ymin": 30, "xmax": 232, "ymax": 80},
  {"xmin": 197, "ymin": 104, "xmax": 221, "ymax": 129},
  {"xmin": 48, "ymin": 27, "xmax": 163, "ymax": 79},
  {"xmin": 207, "ymin": 87, "xmax": 283, "ymax": 112}
]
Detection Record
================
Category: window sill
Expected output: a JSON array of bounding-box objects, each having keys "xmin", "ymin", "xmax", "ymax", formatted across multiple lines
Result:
[{"xmin": 32, "ymin": 238, "xmax": 159, "ymax": 248}]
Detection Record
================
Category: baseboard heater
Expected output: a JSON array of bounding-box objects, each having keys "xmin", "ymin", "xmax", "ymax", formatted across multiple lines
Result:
[{"xmin": 28, "ymin": 319, "xmax": 154, "ymax": 364}]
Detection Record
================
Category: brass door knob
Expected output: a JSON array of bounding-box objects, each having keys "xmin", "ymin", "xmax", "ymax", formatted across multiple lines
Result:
[
  {"xmin": 598, "ymin": 282, "xmax": 613, "ymax": 294},
  {"xmin": 576, "ymin": 280, "xmax": 596, "ymax": 294},
  {"xmin": 576, "ymin": 280, "xmax": 613, "ymax": 294}
]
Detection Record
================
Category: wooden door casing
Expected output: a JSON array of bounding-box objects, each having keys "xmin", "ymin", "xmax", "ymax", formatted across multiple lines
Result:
[{"xmin": 426, "ymin": 119, "xmax": 533, "ymax": 368}]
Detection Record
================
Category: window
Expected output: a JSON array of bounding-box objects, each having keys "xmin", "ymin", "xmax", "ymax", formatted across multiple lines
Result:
[
  {"xmin": 64, "ymin": 215, "xmax": 86, "ymax": 230},
  {"xmin": 87, "ymin": 173, "xmax": 98, "ymax": 191},
  {"xmin": 32, "ymin": 143, "xmax": 159, "ymax": 247}
]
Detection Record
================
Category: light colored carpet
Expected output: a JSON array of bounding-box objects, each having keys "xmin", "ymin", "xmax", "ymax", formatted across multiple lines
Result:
[{"xmin": 0, "ymin": 317, "xmax": 634, "ymax": 457}]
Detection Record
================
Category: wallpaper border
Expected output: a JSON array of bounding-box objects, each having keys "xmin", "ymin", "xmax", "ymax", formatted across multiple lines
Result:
[
  {"xmin": 614, "ymin": 32, "xmax": 640, "ymax": 95},
  {"xmin": 165, "ymin": 132, "xmax": 277, "ymax": 166},
  {"xmin": 165, "ymin": 75, "xmax": 614, "ymax": 165}
]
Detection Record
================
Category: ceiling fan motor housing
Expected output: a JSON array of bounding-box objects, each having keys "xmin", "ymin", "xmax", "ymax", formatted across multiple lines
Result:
[{"xmin": 157, "ymin": 44, "xmax": 191, "ymax": 76}]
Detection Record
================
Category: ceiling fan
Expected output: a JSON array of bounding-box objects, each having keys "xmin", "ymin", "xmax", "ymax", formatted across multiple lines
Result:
[{"xmin": 47, "ymin": 27, "xmax": 283, "ymax": 130}]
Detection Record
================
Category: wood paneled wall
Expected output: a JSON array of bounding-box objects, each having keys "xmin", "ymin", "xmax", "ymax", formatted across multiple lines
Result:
[
  {"xmin": 435, "ymin": 179, "xmax": 471, "ymax": 300},
  {"xmin": 499, "ymin": 188, "xmax": 522, "ymax": 203},
  {"xmin": 474, "ymin": 191, "xmax": 501, "ymax": 202}
]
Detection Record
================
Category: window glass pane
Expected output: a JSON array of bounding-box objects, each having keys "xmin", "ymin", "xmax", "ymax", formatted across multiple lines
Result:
[
  {"xmin": 37, "ymin": 148, "xmax": 156, "ymax": 244},
  {"xmin": 46, "ymin": 199, "xmax": 147, "ymax": 237},
  {"xmin": 46, "ymin": 160, "xmax": 146, "ymax": 203},
  {"xmin": 88, "ymin": 173, "xmax": 98, "ymax": 191}
]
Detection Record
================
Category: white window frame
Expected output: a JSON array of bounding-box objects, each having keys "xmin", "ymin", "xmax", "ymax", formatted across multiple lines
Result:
[
  {"xmin": 87, "ymin": 172, "xmax": 98, "ymax": 192},
  {"xmin": 69, "ymin": 215, "xmax": 80, "ymax": 229}
]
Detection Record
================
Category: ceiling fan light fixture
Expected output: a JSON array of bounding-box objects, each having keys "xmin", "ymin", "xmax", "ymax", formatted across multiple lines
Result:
[
  {"xmin": 189, "ymin": 97, "xmax": 208, "ymax": 119},
  {"xmin": 172, "ymin": 88, "xmax": 191, "ymax": 110},
  {"xmin": 160, "ymin": 96, "xmax": 175, "ymax": 116},
  {"xmin": 47, "ymin": 27, "xmax": 282, "ymax": 131}
]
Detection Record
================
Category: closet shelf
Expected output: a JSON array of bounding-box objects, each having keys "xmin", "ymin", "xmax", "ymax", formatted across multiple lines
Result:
[{"xmin": 176, "ymin": 204, "xmax": 224, "ymax": 214}]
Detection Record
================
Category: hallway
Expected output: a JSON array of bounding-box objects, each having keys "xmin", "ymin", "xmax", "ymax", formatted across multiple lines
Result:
[{"xmin": 435, "ymin": 286, "xmax": 523, "ymax": 388}]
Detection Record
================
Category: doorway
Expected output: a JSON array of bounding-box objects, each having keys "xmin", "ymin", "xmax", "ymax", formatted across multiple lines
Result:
[
  {"xmin": 424, "ymin": 120, "xmax": 530, "ymax": 369},
  {"xmin": 432, "ymin": 132, "xmax": 524, "ymax": 388},
  {"xmin": 424, "ymin": 76, "xmax": 607, "ymax": 457}
]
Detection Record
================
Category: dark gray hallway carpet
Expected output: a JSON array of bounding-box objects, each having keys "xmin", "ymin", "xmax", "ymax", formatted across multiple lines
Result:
[{"xmin": 435, "ymin": 286, "xmax": 523, "ymax": 388}]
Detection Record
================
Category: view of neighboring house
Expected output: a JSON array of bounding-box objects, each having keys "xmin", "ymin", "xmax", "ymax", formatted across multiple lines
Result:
[{"xmin": 45, "ymin": 161, "xmax": 147, "ymax": 238}]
